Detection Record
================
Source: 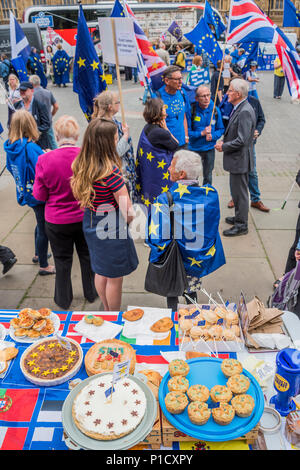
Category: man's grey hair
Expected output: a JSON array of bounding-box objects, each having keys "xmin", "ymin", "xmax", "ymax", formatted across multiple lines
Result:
[
  {"xmin": 29, "ymin": 75, "xmax": 41, "ymax": 87},
  {"xmin": 174, "ymin": 149, "xmax": 202, "ymax": 180},
  {"xmin": 230, "ymin": 78, "xmax": 249, "ymax": 97}
]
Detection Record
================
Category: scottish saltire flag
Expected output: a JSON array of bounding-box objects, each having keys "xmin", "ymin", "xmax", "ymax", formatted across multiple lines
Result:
[
  {"xmin": 111, "ymin": 0, "xmax": 167, "ymax": 91},
  {"xmin": 167, "ymin": 21, "xmax": 183, "ymax": 42},
  {"xmin": 283, "ymin": 0, "xmax": 300, "ymax": 27},
  {"xmin": 227, "ymin": 0, "xmax": 300, "ymax": 100},
  {"xmin": 73, "ymin": 5, "xmax": 107, "ymax": 120},
  {"xmin": 146, "ymin": 182, "xmax": 226, "ymax": 279},
  {"xmin": 184, "ymin": 18, "xmax": 223, "ymax": 67},
  {"xmin": 204, "ymin": 1, "xmax": 226, "ymax": 39},
  {"xmin": 9, "ymin": 11, "xmax": 30, "ymax": 81}
]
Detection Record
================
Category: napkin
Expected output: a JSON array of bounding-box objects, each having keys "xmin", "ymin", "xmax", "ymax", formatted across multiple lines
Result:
[
  {"xmin": 74, "ymin": 318, "xmax": 122, "ymax": 343},
  {"xmin": 122, "ymin": 306, "xmax": 172, "ymax": 344},
  {"xmin": 0, "ymin": 340, "xmax": 15, "ymax": 379}
]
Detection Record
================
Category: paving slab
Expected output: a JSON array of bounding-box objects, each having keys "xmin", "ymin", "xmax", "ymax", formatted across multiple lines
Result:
[
  {"xmin": 0, "ymin": 289, "xmax": 25, "ymax": 309},
  {"xmin": 250, "ymin": 198, "xmax": 298, "ymax": 230},
  {"xmin": 259, "ymin": 229, "xmax": 296, "ymax": 279}
]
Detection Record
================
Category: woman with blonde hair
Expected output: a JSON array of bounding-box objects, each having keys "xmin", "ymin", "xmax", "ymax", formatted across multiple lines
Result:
[
  {"xmin": 71, "ymin": 118, "xmax": 138, "ymax": 311},
  {"xmin": 33, "ymin": 115, "xmax": 97, "ymax": 309},
  {"xmin": 7, "ymin": 73, "xmax": 22, "ymax": 127},
  {"xmin": 4, "ymin": 109, "xmax": 55, "ymax": 275},
  {"xmin": 92, "ymin": 90, "xmax": 138, "ymax": 203}
]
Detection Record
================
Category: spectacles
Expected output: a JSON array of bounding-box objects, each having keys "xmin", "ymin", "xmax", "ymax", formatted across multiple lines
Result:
[
  {"xmin": 169, "ymin": 77, "xmax": 182, "ymax": 81},
  {"xmin": 196, "ymin": 94, "xmax": 211, "ymax": 98},
  {"xmin": 113, "ymin": 101, "xmax": 120, "ymax": 104}
]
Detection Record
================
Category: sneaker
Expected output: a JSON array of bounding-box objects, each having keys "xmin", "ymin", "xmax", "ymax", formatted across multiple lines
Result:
[{"xmin": 2, "ymin": 257, "xmax": 17, "ymax": 275}]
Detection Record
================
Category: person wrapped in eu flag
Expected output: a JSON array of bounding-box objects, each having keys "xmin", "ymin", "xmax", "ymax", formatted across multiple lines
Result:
[
  {"xmin": 146, "ymin": 149, "xmax": 225, "ymax": 310},
  {"xmin": 52, "ymin": 43, "xmax": 70, "ymax": 87}
]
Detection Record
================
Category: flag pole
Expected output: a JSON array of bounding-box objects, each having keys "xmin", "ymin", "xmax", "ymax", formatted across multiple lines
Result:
[{"xmin": 110, "ymin": 18, "xmax": 126, "ymax": 126}]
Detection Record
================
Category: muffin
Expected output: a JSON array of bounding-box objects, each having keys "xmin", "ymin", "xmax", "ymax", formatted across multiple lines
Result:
[
  {"xmin": 165, "ymin": 391, "xmax": 188, "ymax": 414},
  {"xmin": 187, "ymin": 384, "xmax": 210, "ymax": 402},
  {"xmin": 188, "ymin": 401, "xmax": 211, "ymax": 425},
  {"xmin": 221, "ymin": 358, "xmax": 243, "ymax": 377},
  {"xmin": 231, "ymin": 394, "xmax": 255, "ymax": 417},
  {"xmin": 212, "ymin": 403, "xmax": 235, "ymax": 425},
  {"xmin": 227, "ymin": 374, "xmax": 250, "ymax": 395},
  {"xmin": 210, "ymin": 384, "xmax": 233, "ymax": 403},
  {"xmin": 168, "ymin": 359, "xmax": 190, "ymax": 377},
  {"xmin": 168, "ymin": 375, "xmax": 189, "ymax": 393}
]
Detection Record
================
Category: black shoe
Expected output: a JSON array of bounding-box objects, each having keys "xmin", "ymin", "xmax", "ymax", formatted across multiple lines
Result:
[
  {"xmin": 225, "ymin": 216, "xmax": 235, "ymax": 225},
  {"xmin": 32, "ymin": 253, "xmax": 52, "ymax": 264},
  {"xmin": 2, "ymin": 257, "xmax": 17, "ymax": 275},
  {"xmin": 223, "ymin": 225, "xmax": 248, "ymax": 237}
]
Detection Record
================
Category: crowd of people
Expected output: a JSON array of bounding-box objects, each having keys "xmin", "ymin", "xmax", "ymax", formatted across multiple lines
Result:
[{"xmin": 1, "ymin": 42, "xmax": 300, "ymax": 319}]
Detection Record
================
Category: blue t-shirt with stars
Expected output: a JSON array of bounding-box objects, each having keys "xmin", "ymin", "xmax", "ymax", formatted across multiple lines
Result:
[{"xmin": 156, "ymin": 85, "xmax": 189, "ymax": 146}]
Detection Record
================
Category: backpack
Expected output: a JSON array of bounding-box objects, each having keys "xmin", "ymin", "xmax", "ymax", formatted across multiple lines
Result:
[{"xmin": 267, "ymin": 262, "xmax": 300, "ymax": 312}]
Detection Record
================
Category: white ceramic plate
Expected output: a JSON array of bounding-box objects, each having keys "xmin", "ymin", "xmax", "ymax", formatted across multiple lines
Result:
[{"xmin": 9, "ymin": 313, "xmax": 60, "ymax": 343}]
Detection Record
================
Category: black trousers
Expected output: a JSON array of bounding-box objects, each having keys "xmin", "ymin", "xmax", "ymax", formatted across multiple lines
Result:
[
  {"xmin": 0, "ymin": 245, "xmax": 15, "ymax": 265},
  {"xmin": 230, "ymin": 172, "xmax": 249, "ymax": 227},
  {"xmin": 167, "ymin": 291, "xmax": 198, "ymax": 311},
  {"xmin": 45, "ymin": 221, "xmax": 97, "ymax": 310}
]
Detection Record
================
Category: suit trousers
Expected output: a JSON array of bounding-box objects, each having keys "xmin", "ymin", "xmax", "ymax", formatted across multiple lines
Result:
[
  {"xmin": 45, "ymin": 221, "xmax": 97, "ymax": 310},
  {"xmin": 230, "ymin": 172, "xmax": 249, "ymax": 227}
]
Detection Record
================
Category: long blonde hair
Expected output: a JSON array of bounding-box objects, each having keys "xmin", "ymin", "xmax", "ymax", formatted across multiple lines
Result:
[
  {"xmin": 8, "ymin": 109, "xmax": 40, "ymax": 143},
  {"xmin": 92, "ymin": 90, "xmax": 117, "ymax": 119},
  {"xmin": 71, "ymin": 118, "xmax": 121, "ymax": 210}
]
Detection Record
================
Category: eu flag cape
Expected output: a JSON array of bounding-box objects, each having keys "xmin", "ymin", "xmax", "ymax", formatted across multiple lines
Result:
[
  {"xmin": 52, "ymin": 49, "xmax": 70, "ymax": 86},
  {"xmin": 146, "ymin": 182, "xmax": 226, "ymax": 278}
]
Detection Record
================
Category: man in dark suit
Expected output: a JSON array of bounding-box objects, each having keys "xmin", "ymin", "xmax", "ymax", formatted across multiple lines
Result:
[{"xmin": 215, "ymin": 78, "xmax": 256, "ymax": 237}]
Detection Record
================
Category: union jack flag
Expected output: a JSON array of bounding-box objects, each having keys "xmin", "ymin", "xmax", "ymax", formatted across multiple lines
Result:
[{"xmin": 227, "ymin": 0, "xmax": 300, "ymax": 100}]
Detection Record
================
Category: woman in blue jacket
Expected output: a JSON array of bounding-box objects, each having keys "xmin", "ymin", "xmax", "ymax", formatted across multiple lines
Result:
[{"xmin": 4, "ymin": 109, "xmax": 55, "ymax": 275}]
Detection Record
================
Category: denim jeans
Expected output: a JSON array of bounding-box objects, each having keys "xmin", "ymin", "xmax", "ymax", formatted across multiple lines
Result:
[
  {"xmin": 108, "ymin": 64, "xmax": 117, "ymax": 80},
  {"xmin": 196, "ymin": 148, "xmax": 215, "ymax": 185},
  {"xmin": 32, "ymin": 204, "xmax": 49, "ymax": 268},
  {"xmin": 248, "ymin": 144, "xmax": 260, "ymax": 203},
  {"xmin": 248, "ymin": 89, "xmax": 259, "ymax": 99}
]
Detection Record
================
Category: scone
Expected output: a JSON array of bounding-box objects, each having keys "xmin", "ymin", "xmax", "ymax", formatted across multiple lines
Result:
[
  {"xmin": 210, "ymin": 384, "xmax": 233, "ymax": 403},
  {"xmin": 122, "ymin": 308, "xmax": 144, "ymax": 322},
  {"xmin": 168, "ymin": 375, "xmax": 189, "ymax": 393},
  {"xmin": 188, "ymin": 401, "xmax": 211, "ymax": 425},
  {"xmin": 168, "ymin": 359, "xmax": 190, "ymax": 377},
  {"xmin": 92, "ymin": 316, "xmax": 104, "ymax": 326},
  {"xmin": 231, "ymin": 394, "xmax": 255, "ymax": 417},
  {"xmin": 221, "ymin": 358, "xmax": 243, "ymax": 377},
  {"xmin": 227, "ymin": 374, "xmax": 250, "ymax": 395},
  {"xmin": 187, "ymin": 384, "xmax": 210, "ymax": 402},
  {"xmin": 151, "ymin": 317, "xmax": 173, "ymax": 332},
  {"xmin": 212, "ymin": 403, "xmax": 235, "ymax": 425},
  {"xmin": 84, "ymin": 315, "xmax": 94, "ymax": 324},
  {"xmin": 164, "ymin": 391, "xmax": 188, "ymax": 414}
]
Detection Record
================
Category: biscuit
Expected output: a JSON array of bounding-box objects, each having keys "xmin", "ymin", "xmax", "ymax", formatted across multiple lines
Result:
[
  {"xmin": 0, "ymin": 347, "xmax": 19, "ymax": 362},
  {"xmin": 164, "ymin": 391, "xmax": 188, "ymax": 414},
  {"xmin": 150, "ymin": 317, "xmax": 173, "ymax": 332},
  {"xmin": 188, "ymin": 401, "xmax": 211, "ymax": 425},
  {"xmin": 227, "ymin": 374, "xmax": 250, "ymax": 395},
  {"xmin": 92, "ymin": 316, "xmax": 104, "ymax": 326},
  {"xmin": 210, "ymin": 384, "xmax": 233, "ymax": 403},
  {"xmin": 122, "ymin": 308, "xmax": 144, "ymax": 322},
  {"xmin": 221, "ymin": 358, "xmax": 243, "ymax": 377},
  {"xmin": 84, "ymin": 315, "xmax": 94, "ymax": 324},
  {"xmin": 231, "ymin": 394, "xmax": 255, "ymax": 417}
]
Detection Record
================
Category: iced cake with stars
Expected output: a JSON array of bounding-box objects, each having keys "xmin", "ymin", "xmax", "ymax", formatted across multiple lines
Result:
[{"xmin": 72, "ymin": 374, "xmax": 147, "ymax": 440}]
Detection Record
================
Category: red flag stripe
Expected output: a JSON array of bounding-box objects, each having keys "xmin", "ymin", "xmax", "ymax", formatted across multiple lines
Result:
[{"xmin": 1, "ymin": 427, "xmax": 28, "ymax": 450}]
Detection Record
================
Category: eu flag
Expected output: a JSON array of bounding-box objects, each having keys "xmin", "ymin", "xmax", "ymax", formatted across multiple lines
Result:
[
  {"xmin": 239, "ymin": 41, "xmax": 259, "ymax": 72},
  {"xmin": 204, "ymin": 1, "xmax": 226, "ymax": 39},
  {"xmin": 283, "ymin": 0, "xmax": 300, "ymax": 27},
  {"xmin": 9, "ymin": 11, "xmax": 30, "ymax": 82},
  {"xmin": 184, "ymin": 18, "xmax": 223, "ymax": 67},
  {"xmin": 28, "ymin": 50, "xmax": 48, "ymax": 88},
  {"xmin": 167, "ymin": 21, "xmax": 183, "ymax": 42},
  {"xmin": 73, "ymin": 5, "xmax": 107, "ymax": 120}
]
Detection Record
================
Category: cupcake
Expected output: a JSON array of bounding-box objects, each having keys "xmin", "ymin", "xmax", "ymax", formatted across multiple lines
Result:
[
  {"xmin": 168, "ymin": 359, "xmax": 190, "ymax": 377},
  {"xmin": 212, "ymin": 403, "xmax": 235, "ymax": 425},
  {"xmin": 187, "ymin": 384, "xmax": 210, "ymax": 402},
  {"xmin": 165, "ymin": 392, "xmax": 188, "ymax": 414},
  {"xmin": 210, "ymin": 384, "xmax": 233, "ymax": 403},
  {"xmin": 231, "ymin": 394, "xmax": 255, "ymax": 417},
  {"xmin": 221, "ymin": 358, "xmax": 243, "ymax": 377},
  {"xmin": 168, "ymin": 376, "xmax": 189, "ymax": 393},
  {"xmin": 188, "ymin": 401, "xmax": 211, "ymax": 425},
  {"xmin": 227, "ymin": 374, "xmax": 250, "ymax": 395}
]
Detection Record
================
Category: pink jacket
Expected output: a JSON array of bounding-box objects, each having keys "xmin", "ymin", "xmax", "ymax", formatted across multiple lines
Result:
[{"xmin": 33, "ymin": 146, "xmax": 83, "ymax": 224}]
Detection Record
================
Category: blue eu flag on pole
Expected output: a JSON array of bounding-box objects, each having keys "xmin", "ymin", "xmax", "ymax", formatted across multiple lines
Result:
[
  {"xmin": 204, "ymin": 1, "xmax": 226, "ymax": 39},
  {"xmin": 184, "ymin": 18, "xmax": 223, "ymax": 67},
  {"xmin": 167, "ymin": 21, "xmax": 183, "ymax": 42},
  {"xmin": 9, "ymin": 11, "xmax": 30, "ymax": 81},
  {"xmin": 239, "ymin": 41, "xmax": 259, "ymax": 72},
  {"xmin": 73, "ymin": 5, "xmax": 107, "ymax": 121},
  {"xmin": 283, "ymin": 0, "xmax": 300, "ymax": 27}
]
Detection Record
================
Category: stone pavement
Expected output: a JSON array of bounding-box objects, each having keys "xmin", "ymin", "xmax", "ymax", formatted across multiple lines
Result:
[{"xmin": 0, "ymin": 70, "xmax": 299, "ymax": 312}]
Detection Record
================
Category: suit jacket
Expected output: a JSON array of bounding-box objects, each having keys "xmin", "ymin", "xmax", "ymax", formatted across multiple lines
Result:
[{"xmin": 222, "ymin": 99, "xmax": 256, "ymax": 174}]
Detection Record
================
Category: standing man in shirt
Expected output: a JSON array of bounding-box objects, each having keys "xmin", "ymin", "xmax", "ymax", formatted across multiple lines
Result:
[
  {"xmin": 215, "ymin": 78, "xmax": 256, "ymax": 237},
  {"xmin": 273, "ymin": 56, "xmax": 285, "ymax": 99},
  {"xmin": 29, "ymin": 75, "xmax": 59, "ymax": 149},
  {"xmin": 156, "ymin": 42, "xmax": 170, "ymax": 66},
  {"xmin": 155, "ymin": 65, "xmax": 190, "ymax": 148}
]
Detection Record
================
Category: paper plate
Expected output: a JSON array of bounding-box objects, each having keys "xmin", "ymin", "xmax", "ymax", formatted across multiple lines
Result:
[
  {"xmin": 9, "ymin": 313, "xmax": 60, "ymax": 343},
  {"xmin": 159, "ymin": 357, "xmax": 264, "ymax": 442},
  {"xmin": 62, "ymin": 373, "xmax": 157, "ymax": 450},
  {"xmin": 0, "ymin": 324, "xmax": 7, "ymax": 341}
]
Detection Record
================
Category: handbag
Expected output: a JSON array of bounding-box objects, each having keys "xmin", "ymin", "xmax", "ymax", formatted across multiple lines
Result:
[{"xmin": 144, "ymin": 191, "xmax": 188, "ymax": 297}]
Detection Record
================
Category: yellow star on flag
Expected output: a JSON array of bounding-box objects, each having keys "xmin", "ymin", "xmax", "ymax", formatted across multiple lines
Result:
[
  {"xmin": 77, "ymin": 57, "xmax": 86, "ymax": 67},
  {"xmin": 90, "ymin": 60, "xmax": 99, "ymax": 71},
  {"xmin": 174, "ymin": 183, "xmax": 191, "ymax": 198},
  {"xmin": 135, "ymin": 159, "xmax": 139, "ymax": 167},
  {"xmin": 161, "ymin": 185, "xmax": 169, "ymax": 193},
  {"xmin": 187, "ymin": 257, "xmax": 203, "ymax": 267},
  {"xmin": 153, "ymin": 201, "xmax": 163, "ymax": 214},
  {"xmin": 144, "ymin": 198, "xmax": 151, "ymax": 207},
  {"xmin": 158, "ymin": 243, "xmax": 166, "ymax": 251},
  {"xmin": 200, "ymin": 186, "xmax": 215, "ymax": 196},
  {"xmin": 139, "ymin": 148, "xmax": 144, "ymax": 157},
  {"xmin": 206, "ymin": 245, "xmax": 216, "ymax": 257},
  {"xmin": 152, "ymin": 61, "xmax": 159, "ymax": 70},
  {"xmin": 136, "ymin": 183, "xmax": 141, "ymax": 192},
  {"xmin": 157, "ymin": 159, "xmax": 167, "ymax": 169},
  {"xmin": 147, "ymin": 152, "xmax": 155, "ymax": 162},
  {"xmin": 163, "ymin": 171, "xmax": 169, "ymax": 180},
  {"xmin": 149, "ymin": 220, "xmax": 159, "ymax": 236}
]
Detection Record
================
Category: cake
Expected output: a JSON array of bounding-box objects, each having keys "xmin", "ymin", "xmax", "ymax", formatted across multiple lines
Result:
[
  {"xmin": 168, "ymin": 359, "xmax": 190, "ymax": 377},
  {"xmin": 210, "ymin": 384, "xmax": 233, "ymax": 403},
  {"xmin": 84, "ymin": 339, "xmax": 136, "ymax": 376},
  {"xmin": 187, "ymin": 384, "xmax": 210, "ymax": 402},
  {"xmin": 20, "ymin": 337, "xmax": 83, "ymax": 386},
  {"xmin": 221, "ymin": 358, "xmax": 243, "ymax": 377},
  {"xmin": 72, "ymin": 374, "xmax": 147, "ymax": 440},
  {"xmin": 188, "ymin": 401, "xmax": 211, "ymax": 425},
  {"xmin": 168, "ymin": 375, "xmax": 189, "ymax": 393},
  {"xmin": 231, "ymin": 394, "xmax": 255, "ymax": 417},
  {"xmin": 212, "ymin": 403, "xmax": 235, "ymax": 425},
  {"xmin": 164, "ymin": 391, "xmax": 188, "ymax": 414},
  {"xmin": 227, "ymin": 374, "xmax": 250, "ymax": 395}
]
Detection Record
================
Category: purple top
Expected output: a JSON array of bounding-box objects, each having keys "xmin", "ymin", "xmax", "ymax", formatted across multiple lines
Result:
[{"xmin": 33, "ymin": 146, "xmax": 83, "ymax": 224}]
